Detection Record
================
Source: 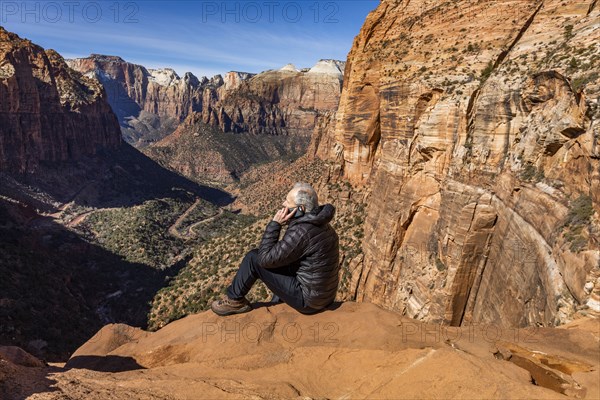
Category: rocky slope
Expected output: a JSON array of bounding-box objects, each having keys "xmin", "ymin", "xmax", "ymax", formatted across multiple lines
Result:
[
  {"xmin": 67, "ymin": 56, "xmax": 344, "ymax": 147},
  {"xmin": 143, "ymin": 112, "xmax": 310, "ymax": 184},
  {"xmin": 313, "ymin": 0, "xmax": 600, "ymax": 328},
  {"xmin": 0, "ymin": 28, "xmax": 121, "ymax": 174},
  {"xmin": 3, "ymin": 303, "xmax": 599, "ymax": 399}
]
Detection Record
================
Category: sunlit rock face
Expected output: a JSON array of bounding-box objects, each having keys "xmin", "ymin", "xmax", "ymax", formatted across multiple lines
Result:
[
  {"xmin": 198, "ymin": 59, "xmax": 345, "ymax": 137},
  {"xmin": 0, "ymin": 28, "xmax": 121, "ymax": 174},
  {"xmin": 314, "ymin": 0, "xmax": 600, "ymax": 327}
]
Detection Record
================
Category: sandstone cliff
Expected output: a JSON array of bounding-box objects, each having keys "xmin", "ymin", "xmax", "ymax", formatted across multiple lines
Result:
[
  {"xmin": 314, "ymin": 0, "xmax": 600, "ymax": 328},
  {"xmin": 201, "ymin": 60, "xmax": 345, "ymax": 137},
  {"xmin": 65, "ymin": 55, "xmax": 209, "ymax": 146},
  {"xmin": 0, "ymin": 28, "xmax": 121, "ymax": 174},
  {"xmin": 67, "ymin": 56, "xmax": 344, "ymax": 147}
]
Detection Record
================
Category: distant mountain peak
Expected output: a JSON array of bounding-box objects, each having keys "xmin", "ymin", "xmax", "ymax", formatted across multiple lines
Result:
[
  {"xmin": 87, "ymin": 54, "xmax": 126, "ymax": 63},
  {"xmin": 275, "ymin": 60, "xmax": 346, "ymax": 76},
  {"xmin": 148, "ymin": 68, "xmax": 181, "ymax": 86},
  {"xmin": 307, "ymin": 59, "xmax": 345, "ymax": 76},
  {"xmin": 279, "ymin": 63, "xmax": 300, "ymax": 73}
]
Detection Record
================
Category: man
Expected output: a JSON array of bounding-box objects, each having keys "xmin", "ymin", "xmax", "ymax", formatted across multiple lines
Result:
[{"xmin": 211, "ymin": 182, "xmax": 340, "ymax": 316}]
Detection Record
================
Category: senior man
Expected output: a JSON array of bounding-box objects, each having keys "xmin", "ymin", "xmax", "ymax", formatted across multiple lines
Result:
[{"xmin": 211, "ymin": 182, "xmax": 340, "ymax": 316}]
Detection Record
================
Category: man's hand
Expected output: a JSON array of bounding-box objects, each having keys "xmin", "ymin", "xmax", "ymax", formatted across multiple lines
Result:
[{"xmin": 273, "ymin": 207, "xmax": 296, "ymax": 225}]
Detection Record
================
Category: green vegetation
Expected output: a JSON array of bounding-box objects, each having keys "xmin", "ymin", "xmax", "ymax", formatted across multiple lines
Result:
[
  {"xmin": 564, "ymin": 195, "xmax": 594, "ymax": 227},
  {"xmin": 568, "ymin": 56, "xmax": 580, "ymax": 71},
  {"xmin": 562, "ymin": 195, "xmax": 594, "ymax": 253},
  {"xmin": 480, "ymin": 61, "xmax": 494, "ymax": 82},
  {"xmin": 328, "ymin": 183, "xmax": 367, "ymax": 296},
  {"xmin": 520, "ymin": 164, "xmax": 544, "ymax": 182},
  {"xmin": 466, "ymin": 43, "xmax": 480, "ymax": 53},
  {"xmin": 435, "ymin": 257, "xmax": 446, "ymax": 272},
  {"xmin": 563, "ymin": 24, "xmax": 574, "ymax": 41},
  {"xmin": 147, "ymin": 215, "xmax": 266, "ymax": 330},
  {"xmin": 572, "ymin": 71, "xmax": 599, "ymax": 92},
  {"xmin": 79, "ymin": 198, "xmax": 193, "ymax": 269}
]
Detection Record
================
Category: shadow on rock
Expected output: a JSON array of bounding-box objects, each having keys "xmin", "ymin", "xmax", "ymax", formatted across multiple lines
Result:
[{"xmin": 65, "ymin": 355, "xmax": 145, "ymax": 373}]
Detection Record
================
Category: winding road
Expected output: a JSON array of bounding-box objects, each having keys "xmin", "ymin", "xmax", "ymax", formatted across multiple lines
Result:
[{"xmin": 167, "ymin": 199, "xmax": 224, "ymax": 240}]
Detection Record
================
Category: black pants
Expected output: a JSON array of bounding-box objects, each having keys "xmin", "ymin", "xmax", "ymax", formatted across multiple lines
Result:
[{"xmin": 226, "ymin": 249, "xmax": 319, "ymax": 314}]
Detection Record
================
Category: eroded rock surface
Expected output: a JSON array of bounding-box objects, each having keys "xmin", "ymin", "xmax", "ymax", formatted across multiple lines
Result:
[
  {"xmin": 67, "ymin": 56, "xmax": 344, "ymax": 146},
  {"xmin": 313, "ymin": 0, "xmax": 600, "ymax": 327}
]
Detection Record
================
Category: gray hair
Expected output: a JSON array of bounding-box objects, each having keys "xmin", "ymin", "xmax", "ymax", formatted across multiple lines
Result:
[{"xmin": 292, "ymin": 182, "xmax": 319, "ymax": 213}]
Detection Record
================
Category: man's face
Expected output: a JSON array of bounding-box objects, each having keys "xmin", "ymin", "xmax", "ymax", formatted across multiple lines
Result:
[{"xmin": 283, "ymin": 189, "xmax": 297, "ymax": 209}]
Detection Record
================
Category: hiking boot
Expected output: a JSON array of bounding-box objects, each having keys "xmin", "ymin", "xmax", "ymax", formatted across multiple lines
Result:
[{"xmin": 211, "ymin": 296, "xmax": 252, "ymax": 316}]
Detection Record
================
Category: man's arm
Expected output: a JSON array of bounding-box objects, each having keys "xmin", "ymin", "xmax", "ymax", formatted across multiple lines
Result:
[{"xmin": 258, "ymin": 221, "xmax": 309, "ymax": 269}]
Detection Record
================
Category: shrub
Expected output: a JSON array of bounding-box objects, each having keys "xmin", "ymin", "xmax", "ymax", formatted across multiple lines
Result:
[
  {"xmin": 564, "ymin": 24, "xmax": 574, "ymax": 41},
  {"xmin": 565, "ymin": 195, "xmax": 593, "ymax": 227},
  {"xmin": 480, "ymin": 61, "xmax": 494, "ymax": 82},
  {"xmin": 562, "ymin": 194, "xmax": 594, "ymax": 253},
  {"xmin": 435, "ymin": 257, "xmax": 446, "ymax": 271},
  {"xmin": 520, "ymin": 164, "xmax": 536, "ymax": 181}
]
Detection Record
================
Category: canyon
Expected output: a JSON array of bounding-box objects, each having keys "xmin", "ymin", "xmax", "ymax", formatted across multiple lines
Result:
[
  {"xmin": 67, "ymin": 55, "xmax": 344, "ymax": 148},
  {"xmin": 1, "ymin": 0, "xmax": 600, "ymax": 397}
]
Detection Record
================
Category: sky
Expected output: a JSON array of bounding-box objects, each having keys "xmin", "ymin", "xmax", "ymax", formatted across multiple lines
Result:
[{"xmin": 1, "ymin": 1, "xmax": 378, "ymax": 78}]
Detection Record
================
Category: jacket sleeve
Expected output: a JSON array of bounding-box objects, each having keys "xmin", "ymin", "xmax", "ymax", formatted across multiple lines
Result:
[{"xmin": 258, "ymin": 221, "xmax": 309, "ymax": 269}]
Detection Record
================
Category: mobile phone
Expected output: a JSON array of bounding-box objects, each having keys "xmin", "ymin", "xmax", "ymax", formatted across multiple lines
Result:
[{"xmin": 288, "ymin": 206, "xmax": 305, "ymax": 218}]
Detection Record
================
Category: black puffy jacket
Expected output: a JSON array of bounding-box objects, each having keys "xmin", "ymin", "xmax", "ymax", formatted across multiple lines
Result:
[{"xmin": 258, "ymin": 204, "xmax": 340, "ymax": 309}]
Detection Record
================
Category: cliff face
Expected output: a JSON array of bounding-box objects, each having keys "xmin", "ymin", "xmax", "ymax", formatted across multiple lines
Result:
[
  {"xmin": 315, "ymin": 0, "xmax": 600, "ymax": 327},
  {"xmin": 0, "ymin": 29, "xmax": 121, "ymax": 174},
  {"xmin": 201, "ymin": 60, "xmax": 345, "ymax": 137},
  {"xmin": 65, "ymin": 55, "xmax": 205, "ymax": 146},
  {"xmin": 67, "ymin": 56, "xmax": 344, "ymax": 147}
]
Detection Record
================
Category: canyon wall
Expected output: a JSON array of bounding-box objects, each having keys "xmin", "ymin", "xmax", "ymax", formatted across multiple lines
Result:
[
  {"xmin": 67, "ymin": 56, "xmax": 344, "ymax": 146},
  {"xmin": 0, "ymin": 28, "xmax": 121, "ymax": 174},
  {"xmin": 315, "ymin": 0, "xmax": 600, "ymax": 327},
  {"xmin": 202, "ymin": 61, "xmax": 345, "ymax": 136}
]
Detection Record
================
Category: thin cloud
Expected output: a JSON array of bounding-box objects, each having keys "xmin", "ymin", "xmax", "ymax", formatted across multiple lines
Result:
[{"xmin": 2, "ymin": 1, "xmax": 371, "ymax": 76}]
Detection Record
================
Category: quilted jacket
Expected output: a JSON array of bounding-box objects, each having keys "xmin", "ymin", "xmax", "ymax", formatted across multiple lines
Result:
[{"xmin": 258, "ymin": 204, "xmax": 340, "ymax": 309}]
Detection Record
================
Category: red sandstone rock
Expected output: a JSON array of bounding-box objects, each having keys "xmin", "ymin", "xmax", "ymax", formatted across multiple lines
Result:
[{"xmin": 0, "ymin": 28, "xmax": 121, "ymax": 174}]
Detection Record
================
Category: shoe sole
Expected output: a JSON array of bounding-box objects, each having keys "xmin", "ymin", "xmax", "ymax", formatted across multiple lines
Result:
[{"xmin": 211, "ymin": 304, "xmax": 252, "ymax": 316}]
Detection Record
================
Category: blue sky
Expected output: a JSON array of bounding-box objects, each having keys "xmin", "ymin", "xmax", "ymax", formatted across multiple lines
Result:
[{"xmin": 1, "ymin": 1, "xmax": 378, "ymax": 78}]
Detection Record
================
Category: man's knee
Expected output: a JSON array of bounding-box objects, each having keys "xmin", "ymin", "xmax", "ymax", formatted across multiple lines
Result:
[
  {"xmin": 243, "ymin": 248, "xmax": 260, "ymax": 270},
  {"xmin": 246, "ymin": 248, "xmax": 259, "ymax": 260}
]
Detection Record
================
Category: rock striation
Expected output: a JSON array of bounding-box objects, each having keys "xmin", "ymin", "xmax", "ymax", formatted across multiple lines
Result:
[
  {"xmin": 0, "ymin": 28, "xmax": 121, "ymax": 174},
  {"xmin": 313, "ymin": 0, "xmax": 600, "ymax": 328},
  {"xmin": 201, "ymin": 59, "xmax": 345, "ymax": 137}
]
